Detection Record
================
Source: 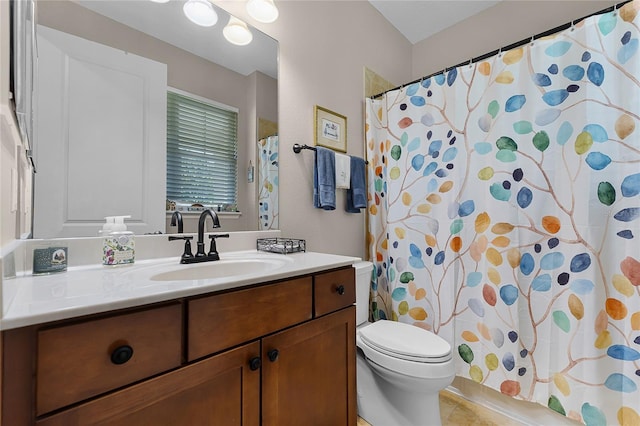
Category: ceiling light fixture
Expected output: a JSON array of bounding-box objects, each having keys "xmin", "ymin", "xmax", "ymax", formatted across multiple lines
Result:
[
  {"xmin": 223, "ymin": 16, "xmax": 253, "ymax": 46},
  {"xmin": 150, "ymin": 0, "xmax": 170, "ymax": 3},
  {"xmin": 246, "ymin": 0, "xmax": 279, "ymax": 24},
  {"xmin": 183, "ymin": 0, "xmax": 218, "ymax": 27}
]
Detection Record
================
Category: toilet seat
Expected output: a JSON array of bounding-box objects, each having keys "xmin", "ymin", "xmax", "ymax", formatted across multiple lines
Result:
[{"xmin": 358, "ymin": 320, "xmax": 452, "ymax": 363}]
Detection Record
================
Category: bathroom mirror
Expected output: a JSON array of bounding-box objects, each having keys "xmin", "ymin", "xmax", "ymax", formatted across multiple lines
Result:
[{"xmin": 30, "ymin": 0, "xmax": 278, "ymax": 238}]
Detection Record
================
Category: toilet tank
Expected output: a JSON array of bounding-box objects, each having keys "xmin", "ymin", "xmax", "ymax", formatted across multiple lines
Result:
[{"xmin": 353, "ymin": 261, "xmax": 374, "ymax": 325}]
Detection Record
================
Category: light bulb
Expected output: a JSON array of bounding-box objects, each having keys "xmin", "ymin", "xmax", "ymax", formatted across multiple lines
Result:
[
  {"xmin": 246, "ymin": 0, "xmax": 278, "ymax": 24},
  {"xmin": 183, "ymin": 0, "xmax": 218, "ymax": 27},
  {"xmin": 223, "ymin": 17, "xmax": 253, "ymax": 46}
]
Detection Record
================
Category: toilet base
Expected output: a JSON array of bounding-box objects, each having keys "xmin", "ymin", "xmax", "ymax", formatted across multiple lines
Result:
[{"xmin": 357, "ymin": 350, "xmax": 453, "ymax": 426}]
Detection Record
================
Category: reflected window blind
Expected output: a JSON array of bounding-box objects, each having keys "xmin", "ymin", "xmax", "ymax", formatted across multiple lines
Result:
[{"xmin": 166, "ymin": 90, "xmax": 238, "ymax": 206}]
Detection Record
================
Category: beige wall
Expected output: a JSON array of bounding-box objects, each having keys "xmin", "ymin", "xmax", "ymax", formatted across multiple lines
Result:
[
  {"xmin": 411, "ymin": 1, "xmax": 618, "ymax": 79},
  {"xmin": 218, "ymin": 1, "xmax": 412, "ymax": 258}
]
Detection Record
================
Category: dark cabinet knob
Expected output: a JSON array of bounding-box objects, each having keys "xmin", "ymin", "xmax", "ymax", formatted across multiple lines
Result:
[
  {"xmin": 336, "ymin": 285, "xmax": 345, "ymax": 295},
  {"xmin": 267, "ymin": 349, "xmax": 279, "ymax": 362},
  {"xmin": 249, "ymin": 357, "xmax": 261, "ymax": 371},
  {"xmin": 110, "ymin": 345, "xmax": 134, "ymax": 365}
]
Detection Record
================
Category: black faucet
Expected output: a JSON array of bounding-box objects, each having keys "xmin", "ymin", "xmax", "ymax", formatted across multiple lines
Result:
[
  {"xmin": 169, "ymin": 209, "xmax": 229, "ymax": 264},
  {"xmin": 173, "ymin": 209, "xmax": 228, "ymax": 263},
  {"xmin": 169, "ymin": 211, "xmax": 183, "ymax": 233}
]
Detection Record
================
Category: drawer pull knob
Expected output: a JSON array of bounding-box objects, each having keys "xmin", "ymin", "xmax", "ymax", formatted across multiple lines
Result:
[
  {"xmin": 111, "ymin": 345, "xmax": 134, "ymax": 365},
  {"xmin": 336, "ymin": 285, "xmax": 345, "ymax": 295},
  {"xmin": 249, "ymin": 357, "xmax": 262, "ymax": 371},
  {"xmin": 267, "ymin": 349, "xmax": 279, "ymax": 362}
]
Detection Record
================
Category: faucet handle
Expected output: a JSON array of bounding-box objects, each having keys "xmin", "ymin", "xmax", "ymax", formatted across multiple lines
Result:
[
  {"xmin": 169, "ymin": 235, "xmax": 194, "ymax": 262},
  {"xmin": 207, "ymin": 234, "xmax": 230, "ymax": 259},
  {"xmin": 208, "ymin": 233, "xmax": 230, "ymax": 240},
  {"xmin": 168, "ymin": 235, "xmax": 193, "ymax": 241}
]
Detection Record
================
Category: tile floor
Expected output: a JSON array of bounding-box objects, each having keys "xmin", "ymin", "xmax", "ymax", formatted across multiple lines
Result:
[{"xmin": 357, "ymin": 389, "xmax": 521, "ymax": 426}]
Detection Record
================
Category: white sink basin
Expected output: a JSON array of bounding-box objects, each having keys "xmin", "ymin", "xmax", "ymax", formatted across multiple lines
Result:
[{"xmin": 150, "ymin": 257, "xmax": 290, "ymax": 282}]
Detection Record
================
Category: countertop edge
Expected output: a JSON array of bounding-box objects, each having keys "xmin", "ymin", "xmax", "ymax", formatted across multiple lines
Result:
[{"xmin": 1, "ymin": 251, "xmax": 362, "ymax": 330}]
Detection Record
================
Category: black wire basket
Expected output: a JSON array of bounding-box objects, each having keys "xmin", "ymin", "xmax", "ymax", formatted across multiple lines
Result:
[{"xmin": 256, "ymin": 238, "xmax": 306, "ymax": 254}]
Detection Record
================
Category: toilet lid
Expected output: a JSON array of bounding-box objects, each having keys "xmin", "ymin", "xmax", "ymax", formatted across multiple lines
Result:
[{"xmin": 359, "ymin": 320, "xmax": 452, "ymax": 362}]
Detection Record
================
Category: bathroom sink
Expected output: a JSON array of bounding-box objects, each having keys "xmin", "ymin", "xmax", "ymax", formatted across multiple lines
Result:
[{"xmin": 150, "ymin": 257, "xmax": 290, "ymax": 282}]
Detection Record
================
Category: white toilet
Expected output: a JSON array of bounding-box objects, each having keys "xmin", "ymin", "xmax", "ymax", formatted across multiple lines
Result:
[{"xmin": 354, "ymin": 261, "xmax": 455, "ymax": 426}]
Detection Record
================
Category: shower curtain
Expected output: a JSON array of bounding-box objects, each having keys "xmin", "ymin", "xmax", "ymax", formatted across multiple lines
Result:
[
  {"xmin": 365, "ymin": 3, "xmax": 640, "ymax": 425},
  {"xmin": 258, "ymin": 135, "xmax": 279, "ymax": 230}
]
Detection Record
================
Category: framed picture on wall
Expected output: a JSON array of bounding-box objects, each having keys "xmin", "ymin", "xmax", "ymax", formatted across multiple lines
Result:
[{"xmin": 314, "ymin": 105, "xmax": 347, "ymax": 152}]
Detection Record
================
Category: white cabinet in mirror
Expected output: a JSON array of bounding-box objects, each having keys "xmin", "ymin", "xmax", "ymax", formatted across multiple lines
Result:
[{"xmin": 29, "ymin": 0, "xmax": 278, "ymax": 238}]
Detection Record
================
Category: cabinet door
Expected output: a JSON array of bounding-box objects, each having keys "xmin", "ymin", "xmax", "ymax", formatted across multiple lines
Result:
[
  {"xmin": 262, "ymin": 306, "xmax": 356, "ymax": 426},
  {"xmin": 36, "ymin": 342, "xmax": 261, "ymax": 426}
]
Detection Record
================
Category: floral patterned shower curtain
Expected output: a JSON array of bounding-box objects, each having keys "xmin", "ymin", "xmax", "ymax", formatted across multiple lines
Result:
[
  {"xmin": 258, "ymin": 135, "xmax": 279, "ymax": 230},
  {"xmin": 365, "ymin": 3, "xmax": 640, "ymax": 424}
]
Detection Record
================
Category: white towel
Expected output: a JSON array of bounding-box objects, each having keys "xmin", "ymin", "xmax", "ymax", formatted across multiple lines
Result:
[{"xmin": 335, "ymin": 152, "xmax": 351, "ymax": 189}]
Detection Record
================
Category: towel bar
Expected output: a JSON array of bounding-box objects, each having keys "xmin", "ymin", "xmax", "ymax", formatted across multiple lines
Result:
[
  {"xmin": 292, "ymin": 143, "xmax": 315, "ymax": 153},
  {"xmin": 293, "ymin": 143, "xmax": 368, "ymax": 164}
]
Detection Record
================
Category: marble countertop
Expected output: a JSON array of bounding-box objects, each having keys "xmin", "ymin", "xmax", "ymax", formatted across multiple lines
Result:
[{"xmin": 1, "ymin": 250, "xmax": 360, "ymax": 330}]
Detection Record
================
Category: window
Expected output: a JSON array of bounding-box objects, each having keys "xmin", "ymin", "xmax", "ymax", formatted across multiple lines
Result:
[{"xmin": 166, "ymin": 89, "xmax": 238, "ymax": 208}]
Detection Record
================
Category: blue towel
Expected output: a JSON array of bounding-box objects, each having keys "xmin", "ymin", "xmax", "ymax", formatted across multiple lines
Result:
[
  {"xmin": 313, "ymin": 146, "xmax": 336, "ymax": 210},
  {"xmin": 346, "ymin": 156, "xmax": 366, "ymax": 213}
]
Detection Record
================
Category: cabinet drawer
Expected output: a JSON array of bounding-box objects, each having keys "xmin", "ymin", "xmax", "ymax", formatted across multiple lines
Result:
[
  {"xmin": 188, "ymin": 277, "xmax": 312, "ymax": 361},
  {"xmin": 37, "ymin": 303, "xmax": 182, "ymax": 415},
  {"xmin": 314, "ymin": 267, "xmax": 355, "ymax": 317}
]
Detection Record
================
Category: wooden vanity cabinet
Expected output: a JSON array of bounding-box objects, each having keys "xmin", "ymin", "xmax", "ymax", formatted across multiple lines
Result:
[{"xmin": 1, "ymin": 266, "xmax": 356, "ymax": 426}]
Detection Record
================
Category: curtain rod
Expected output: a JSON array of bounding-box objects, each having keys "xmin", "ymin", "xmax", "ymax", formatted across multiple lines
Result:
[{"xmin": 371, "ymin": 0, "xmax": 631, "ymax": 100}]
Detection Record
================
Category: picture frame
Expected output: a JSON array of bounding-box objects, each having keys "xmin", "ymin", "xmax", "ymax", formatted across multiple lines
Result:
[{"xmin": 314, "ymin": 105, "xmax": 347, "ymax": 152}]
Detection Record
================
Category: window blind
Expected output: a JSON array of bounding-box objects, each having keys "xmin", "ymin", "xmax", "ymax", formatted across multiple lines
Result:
[{"xmin": 166, "ymin": 90, "xmax": 238, "ymax": 207}]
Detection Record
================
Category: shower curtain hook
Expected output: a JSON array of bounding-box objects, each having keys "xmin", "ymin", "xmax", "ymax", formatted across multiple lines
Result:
[
  {"xmin": 571, "ymin": 20, "xmax": 576, "ymax": 31},
  {"xmin": 468, "ymin": 58, "xmax": 473, "ymax": 68},
  {"xmin": 530, "ymin": 36, "xmax": 535, "ymax": 46},
  {"xmin": 498, "ymin": 47, "xmax": 502, "ymax": 58}
]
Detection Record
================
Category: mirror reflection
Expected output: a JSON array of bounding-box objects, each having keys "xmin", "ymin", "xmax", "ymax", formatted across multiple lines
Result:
[{"xmin": 31, "ymin": 0, "xmax": 278, "ymax": 238}]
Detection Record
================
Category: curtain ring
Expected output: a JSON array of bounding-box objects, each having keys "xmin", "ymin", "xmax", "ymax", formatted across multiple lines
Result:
[
  {"xmin": 571, "ymin": 20, "xmax": 576, "ymax": 31},
  {"xmin": 530, "ymin": 36, "xmax": 535, "ymax": 47},
  {"xmin": 468, "ymin": 58, "xmax": 473, "ymax": 68},
  {"xmin": 498, "ymin": 47, "xmax": 502, "ymax": 58}
]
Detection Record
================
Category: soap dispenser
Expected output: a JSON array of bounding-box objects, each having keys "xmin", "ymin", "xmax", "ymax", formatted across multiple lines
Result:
[{"xmin": 102, "ymin": 215, "xmax": 135, "ymax": 266}]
